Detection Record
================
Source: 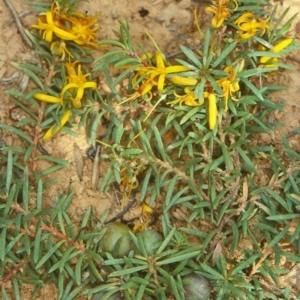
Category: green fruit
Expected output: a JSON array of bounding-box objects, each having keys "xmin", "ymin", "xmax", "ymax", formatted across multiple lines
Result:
[
  {"xmin": 91, "ymin": 290, "xmax": 122, "ymax": 300},
  {"xmin": 137, "ymin": 229, "xmax": 163, "ymax": 256},
  {"xmin": 98, "ymin": 222, "xmax": 132, "ymax": 258},
  {"xmin": 183, "ymin": 274, "xmax": 211, "ymax": 300}
]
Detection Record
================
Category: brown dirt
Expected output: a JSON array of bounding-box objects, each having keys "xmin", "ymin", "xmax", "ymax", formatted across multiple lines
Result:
[{"xmin": 0, "ymin": 0, "xmax": 300, "ymax": 299}]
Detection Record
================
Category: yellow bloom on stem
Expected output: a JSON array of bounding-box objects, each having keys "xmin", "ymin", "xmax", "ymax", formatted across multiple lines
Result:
[
  {"xmin": 167, "ymin": 88, "xmax": 218, "ymax": 130},
  {"xmin": 171, "ymin": 75, "xmax": 198, "ymax": 86},
  {"xmin": 134, "ymin": 51, "xmax": 189, "ymax": 93},
  {"xmin": 260, "ymin": 38, "xmax": 293, "ymax": 67},
  {"xmin": 68, "ymin": 13, "xmax": 101, "ymax": 47},
  {"xmin": 205, "ymin": 1, "xmax": 232, "ymax": 28},
  {"xmin": 43, "ymin": 109, "xmax": 71, "ymax": 140},
  {"xmin": 217, "ymin": 66, "xmax": 240, "ymax": 110},
  {"xmin": 61, "ymin": 63, "xmax": 97, "ymax": 108},
  {"xmin": 234, "ymin": 12, "xmax": 270, "ymax": 39},
  {"xmin": 34, "ymin": 93, "xmax": 62, "ymax": 104},
  {"xmin": 208, "ymin": 94, "xmax": 217, "ymax": 130},
  {"xmin": 32, "ymin": 11, "xmax": 77, "ymax": 42}
]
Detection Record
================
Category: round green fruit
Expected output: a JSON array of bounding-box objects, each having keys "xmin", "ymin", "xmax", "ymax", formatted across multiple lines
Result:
[
  {"xmin": 91, "ymin": 290, "xmax": 122, "ymax": 300},
  {"xmin": 183, "ymin": 274, "xmax": 211, "ymax": 300},
  {"xmin": 98, "ymin": 222, "xmax": 132, "ymax": 258},
  {"xmin": 137, "ymin": 229, "xmax": 163, "ymax": 256}
]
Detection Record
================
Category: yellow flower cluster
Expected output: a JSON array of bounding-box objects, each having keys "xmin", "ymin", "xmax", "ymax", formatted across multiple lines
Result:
[
  {"xmin": 132, "ymin": 51, "xmax": 189, "ymax": 100},
  {"xmin": 125, "ymin": 50, "xmax": 243, "ymax": 130},
  {"xmin": 205, "ymin": 0, "xmax": 237, "ymax": 28},
  {"xmin": 34, "ymin": 61, "xmax": 97, "ymax": 139},
  {"xmin": 120, "ymin": 0, "xmax": 294, "ymax": 131},
  {"xmin": 234, "ymin": 12, "xmax": 270, "ymax": 40},
  {"xmin": 32, "ymin": 1, "xmax": 100, "ymax": 60}
]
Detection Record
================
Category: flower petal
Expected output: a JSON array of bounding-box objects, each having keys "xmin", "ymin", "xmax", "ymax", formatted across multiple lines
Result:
[
  {"xmin": 61, "ymin": 83, "xmax": 78, "ymax": 98},
  {"xmin": 208, "ymin": 94, "xmax": 217, "ymax": 130},
  {"xmin": 157, "ymin": 74, "xmax": 166, "ymax": 92},
  {"xmin": 156, "ymin": 51, "xmax": 165, "ymax": 69},
  {"xmin": 273, "ymin": 38, "xmax": 293, "ymax": 53},
  {"xmin": 34, "ymin": 93, "xmax": 62, "ymax": 104},
  {"xmin": 43, "ymin": 109, "xmax": 71, "ymax": 140},
  {"xmin": 53, "ymin": 26, "xmax": 77, "ymax": 40},
  {"xmin": 172, "ymin": 75, "xmax": 197, "ymax": 86},
  {"xmin": 83, "ymin": 81, "xmax": 97, "ymax": 89}
]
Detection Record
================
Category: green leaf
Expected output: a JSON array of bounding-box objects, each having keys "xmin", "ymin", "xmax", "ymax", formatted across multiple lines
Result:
[
  {"xmin": 0, "ymin": 124, "xmax": 32, "ymax": 143},
  {"xmin": 164, "ymin": 176, "xmax": 179, "ymax": 209},
  {"xmin": 267, "ymin": 214, "xmax": 300, "ymax": 221},
  {"xmin": 109, "ymin": 265, "xmax": 148, "ymax": 277},
  {"xmin": 201, "ymin": 263, "xmax": 224, "ymax": 280},
  {"xmin": 33, "ymin": 228, "xmax": 43, "ymax": 264},
  {"xmin": 241, "ymin": 78, "xmax": 264, "ymax": 101},
  {"xmin": 64, "ymin": 286, "xmax": 83, "ymax": 300},
  {"xmin": 75, "ymin": 255, "xmax": 85, "ymax": 285},
  {"xmin": 22, "ymin": 167, "xmax": 29, "ymax": 211},
  {"xmin": 180, "ymin": 106, "xmax": 199, "ymax": 125},
  {"xmin": 114, "ymin": 57, "xmax": 139, "ymax": 68},
  {"xmin": 97, "ymin": 39, "xmax": 126, "ymax": 49},
  {"xmin": 238, "ymin": 67, "xmax": 277, "ymax": 79},
  {"xmin": 59, "ymin": 246, "xmax": 76, "ymax": 273},
  {"xmin": 180, "ymin": 45, "xmax": 202, "ymax": 68},
  {"xmin": 267, "ymin": 223, "xmax": 289, "ymax": 248},
  {"xmin": 4, "ymin": 184, "xmax": 16, "ymax": 217},
  {"xmin": 236, "ymin": 147, "xmax": 257, "ymax": 173},
  {"xmin": 229, "ymin": 220, "xmax": 239, "ymax": 255},
  {"xmin": 13, "ymin": 277, "xmax": 21, "ymax": 300},
  {"xmin": 157, "ymin": 251, "xmax": 199, "ymax": 266},
  {"xmin": 267, "ymin": 190, "xmax": 289, "ymax": 212},
  {"xmin": 221, "ymin": 142, "xmax": 233, "ymax": 170},
  {"xmin": 231, "ymin": 254, "xmax": 260, "ymax": 276},
  {"xmin": 153, "ymin": 126, "xmax": 168, "ymax": 162},
  {"xmin": 88, "ymin": 259, "xmax": 103, "ymax": 281},
  {"xmin": 0, "ymin": 228, "xmax": 7, "ymax": 262},
  {"xmin": 36, "ymin": 179, "xmax": 43, "ymax": 210},
  {"xmin": 36, "ymin": 240, "xmax": 64, "ymax": 269},
  {"xmin": 157, "ymin": 227, "xmax": 176, "ymax": 254},
  {"xmin": 6, "ymin": 151, "xmax": 13, "ymax": 192},
  {"xmin": 140, "ymin": 168, "xmax": 152, "ymax": 202},
  {"xmin": 212, "ymin": 42, "xmax": 237, "ymax": 68},
  {"xmin": 24, "ymin": 144, "xmax": 36, "ymax": 162}
]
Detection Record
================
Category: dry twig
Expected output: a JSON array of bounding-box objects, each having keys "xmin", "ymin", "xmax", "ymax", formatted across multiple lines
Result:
[{"xmin": 3, "ymin": 0, "xmax": 32, "ymax": 48}]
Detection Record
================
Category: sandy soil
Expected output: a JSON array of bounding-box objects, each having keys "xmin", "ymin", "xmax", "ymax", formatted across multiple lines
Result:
[{"xmin": 0, "ymin": 0, "xmax": 300, "ymax": 299}]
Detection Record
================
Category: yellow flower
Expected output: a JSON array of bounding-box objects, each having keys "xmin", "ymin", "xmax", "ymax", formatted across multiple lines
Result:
[
  {"xmin": 205, "ymin": 1, "xmax": 232, "ymax": 28},
  {"xmin": 260, "ymin": 38, "xmax": 293, "ymax": 67},
  {"xmin": 50, "ymin": 40, "xmax": 74, "ymax": 60},
  {"xmin": 234, "ymin": 12, "xmax": 270, "ymax": 39},
  {"xmin": 208, "ymin": 94, "xmax": 218, "ymax": 130},
  {"xmin": 61, "ymin": 12, "xmax": 101, "ymax": 47},
  {"xmin": 168, "ymin": 88, "xmax": 218, "ymax": 130},
  {"xmin": 43, "ymin": 109, "xmax": 71, "ymax": 140},
  {"xmin": 32, "ymin": 11, "xmax": 77, "ymax": 42},
  {"xmin": 34, "ymin": 93, "xmax": 62, "ymax": 104},
  {"xmin": 61, "ymin": 63, "xmax": 97, "ymax": 108},
  {"xmin": 217, "ymin": 66, "xmax": 240, "ymax": 110},
  {"xmin": 171, "ymin": 75, "xmax": 198, "ymax": 86},
  {"xmin": 72, "ymin": 14, "xmax": 100, "ymax": 46},
  {"xmin": 134, "ymin": 51, "xmax": 189, "ymax": 93},
  {"xmin": 167, "ymin": 88, "xmax": 206, "ymax": 106}
]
